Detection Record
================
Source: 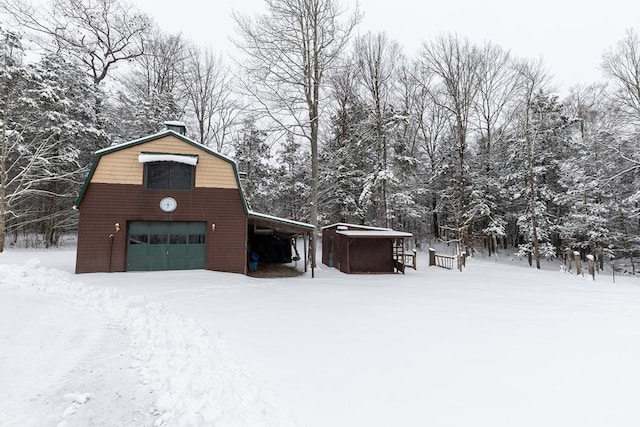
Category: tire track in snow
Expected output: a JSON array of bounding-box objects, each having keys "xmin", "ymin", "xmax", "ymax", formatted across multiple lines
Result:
[{"xmin": 0, "ymin": 259, "xmax": 294, "ymax": 427}]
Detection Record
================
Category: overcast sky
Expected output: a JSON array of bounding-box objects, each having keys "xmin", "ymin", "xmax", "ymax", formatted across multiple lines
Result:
[{"xmin": 132, "ymin": 0, "xmax": 638, "ymax": 93}]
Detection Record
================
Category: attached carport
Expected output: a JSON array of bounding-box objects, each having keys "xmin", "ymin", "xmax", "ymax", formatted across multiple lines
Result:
[{"xmin": 247, "ymin": 212, "xmax": 316, "ymax": 276}]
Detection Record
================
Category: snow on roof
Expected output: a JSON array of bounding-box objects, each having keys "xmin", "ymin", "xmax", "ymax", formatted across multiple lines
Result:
[
  {"xmin": 248, "ymin": 211, "xmax": 315, "ymax": 230},
  {"xmin": 321, "ymin": 222, "xmax": 392, "ymax": 231},
  {"xmin": 138, "ymin": 153, "xmax": 198, "ymax": 166},
  {"xmin": 94, "ymin": 130, "xmax": 236, "ymax": 165},
  {"xmin": 337, "ymin": 230, "xmax": 413, "ymax": 238}
]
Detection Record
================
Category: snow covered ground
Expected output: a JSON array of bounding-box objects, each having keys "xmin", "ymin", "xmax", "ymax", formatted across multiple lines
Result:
[{"xmin": 2, "ymin": 247, "xmax": 640, "ymax": 426}]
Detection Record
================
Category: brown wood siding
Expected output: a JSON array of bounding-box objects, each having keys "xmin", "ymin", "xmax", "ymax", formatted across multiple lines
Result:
[
  {"xmin": 91, "ymin": 135, "xmax": 238, "ymax": 189},
  {"xmin": 75, "ymin": 183, "xmax": 247, "ymax": 274},
  {"xmin": 336, "ymin": 234, "xmax": 349, "ymax": 273},
  {"xmin": 321, "ymin": 228, "xmax": 338, "ymax": 266},
  {"xmin": 348, "ymin": 238, "xmax": 394, "ymax": 273}
]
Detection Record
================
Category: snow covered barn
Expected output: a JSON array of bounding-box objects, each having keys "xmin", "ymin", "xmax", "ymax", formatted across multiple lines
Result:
[
  {"xmin": 321, "ymin": 223, "xmax": 413, "ymax": 274},
  {"xmin": 74, "ymin": 124, "xmax": 315, "ymax": 275}
]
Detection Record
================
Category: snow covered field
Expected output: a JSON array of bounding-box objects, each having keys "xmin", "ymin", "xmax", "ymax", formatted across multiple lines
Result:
[{"xmin": 2, "ymin": 248, "xmax": 640, "ymax": 426}]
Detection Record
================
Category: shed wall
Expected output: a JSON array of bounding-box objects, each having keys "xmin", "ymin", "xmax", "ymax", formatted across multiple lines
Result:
[
  {"xmin": 347, "ymin": 238, "xmax": 394, "ymax": 273},
  {"xmin": 321, "ymin": 228, "xmax": 338, "ymax": 266}
]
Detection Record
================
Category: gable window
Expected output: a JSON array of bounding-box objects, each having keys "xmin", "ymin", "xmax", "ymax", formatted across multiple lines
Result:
[
  {"xmin": 145, "ymin": 162, "xmax": 194, "ymax": 190},
  {"xmin": 138, "ymin": 153, "xmax": 198, "ymax": 190}
]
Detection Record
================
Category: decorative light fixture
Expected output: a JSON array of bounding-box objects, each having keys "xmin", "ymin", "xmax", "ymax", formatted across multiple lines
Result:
[
  {"xmin": 211, "ymin": 223, "xmax": 216, "ymax": 232},
  {"xmin": 115, "ymin": 222, "xmax": 121, "ymax": 233}
]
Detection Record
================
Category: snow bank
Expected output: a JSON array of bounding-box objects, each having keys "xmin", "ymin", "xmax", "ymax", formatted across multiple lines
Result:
[{"xmin": 0, "ymin": 259, "xmax": 293, "ymax": 427}]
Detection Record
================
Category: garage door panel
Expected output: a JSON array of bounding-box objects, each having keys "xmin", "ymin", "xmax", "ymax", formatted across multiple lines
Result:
[{"xmin": 126, "ymin": 221, "xmax": 206, "ymax": 271}]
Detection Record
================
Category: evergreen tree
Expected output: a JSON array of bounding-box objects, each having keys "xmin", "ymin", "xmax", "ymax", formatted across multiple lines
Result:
[
  {"xmin": 1, "ymin": 40, "xmax": 104, "ymax": 249},
  {"xmin": 504, "ymin": 91, "xmax": 573, "ymax": 266},
  {"xmin": 320, "ymin": 61, "xmax": 374, "ymax": 225},
  {"xmin": 272, "ymin": 134, "xmax": 311, "ymax": 222},
  {"xmin": 231, "ymin": 115, "xmax": 273, "ymax": 213}
]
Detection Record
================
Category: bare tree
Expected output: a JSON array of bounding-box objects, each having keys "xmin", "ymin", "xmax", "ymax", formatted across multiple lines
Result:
[
  {"xmin": 128, "ymin": 29, "xmax": 188, "ymax": 101},
  {"xmin": 419, "ymin": 33, "xmax": 482, "ymax": 249},
  {"xmin": 114, "ymin": 29, "xmax": 189, "ymax": 140},
  {"xmin": 181, "ymin": 46, "xmax": 238, "ymax": 150},
  {"xmin": 514, "ymin": 58, "xmax": 551, "ymax": 269},
  {"xmin": 601, "ymin": 29, "xmax": 640, "ymax": 178},
  {"xmin": 474, "ymin": 42, "xmax": 519, "ymax": 172},
  {"xmin": 233, "ymin": 0, "xmax": 361, "ymax": 238},
  {"xmin": 3, "ymin": 0, "xmax": 150, "ymax": 85},
  {"xmin": 354, "ymin": 31, "xmax": 402, "ymax": 227},
  {"xmin": 602, "ymin": 28, "xmax": 640, "ymax": 122},
  {"xmin": 410, "ymin": 67, "xmax": 451, "ymax": 240}
]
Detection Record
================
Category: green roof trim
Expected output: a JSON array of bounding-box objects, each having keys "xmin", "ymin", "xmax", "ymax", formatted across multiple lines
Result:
[
  {"xmin": 73, "ymin": 130, "xmax": 249, "ymax": 213},
  {"xmin": 248, "ymin": 211, "xmax": 315, "ymax": 232}
]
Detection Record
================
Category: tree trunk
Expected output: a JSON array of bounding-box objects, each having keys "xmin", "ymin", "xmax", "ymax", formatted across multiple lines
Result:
[
  {"xmin": 0, "ymin": 90, "xmax": 9, "ymax": 253},
  {"xmin": 574, "ymin": 251, "xmax": 583, "ymax": 276},
  {"xmin": 526, "ymin": 115, "xmax": 541, "ymax": 269},
  {"xmin": 309, "ymin": 97, "xmax": 319, "ymax": 271}
]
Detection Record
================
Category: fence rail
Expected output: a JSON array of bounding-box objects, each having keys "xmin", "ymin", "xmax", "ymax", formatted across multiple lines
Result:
[
  {"xmin": 403, "ymin": 251, "xmax": 417, "ymax": 270},
  {"xmin": 428, "ymin": 248, "xmax": 459, "ymax": 270}
]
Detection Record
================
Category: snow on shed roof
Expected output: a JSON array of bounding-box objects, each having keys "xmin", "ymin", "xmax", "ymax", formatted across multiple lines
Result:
[
  {"xmin": 337, "ymin": 230, "xmax": 413, "ymax": 238},
  {"xmin": 321, "ymin": 223, "xmax": 392, "ymax": 231}
]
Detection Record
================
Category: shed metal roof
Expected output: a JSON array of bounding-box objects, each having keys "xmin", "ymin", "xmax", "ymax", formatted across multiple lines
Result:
[
  {"xmin": 337, "ymin": 230, "xmax": 413, "ymax": 238},
  {"xmin": 321, "ymin": 222, "xmax": 392, "ymax": 231}
]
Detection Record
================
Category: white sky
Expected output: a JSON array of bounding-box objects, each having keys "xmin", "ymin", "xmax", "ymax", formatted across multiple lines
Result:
[{"xmin": 133, "ymin": 0, "xmax": 637, "ymax": 93}]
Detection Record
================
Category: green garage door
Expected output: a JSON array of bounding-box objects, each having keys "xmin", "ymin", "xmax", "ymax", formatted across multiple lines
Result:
[{"xmin": 127, "ymin": 221, "xmax": 206, "ymax": 271}]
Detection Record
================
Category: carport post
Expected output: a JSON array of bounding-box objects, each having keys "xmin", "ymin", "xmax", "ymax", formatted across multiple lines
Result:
[
  {"xmin": 303, "ymin": 233, "xmax": 308, "ymax": 273},
  {"xmin": 310, "ymin": 232, "xmax": 315, "ymax": 278}
]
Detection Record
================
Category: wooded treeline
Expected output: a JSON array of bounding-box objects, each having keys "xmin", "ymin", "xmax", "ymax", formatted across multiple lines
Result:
[{"xmin": 2, "ymin": 0, "xmax": 640, "ymax": 271}]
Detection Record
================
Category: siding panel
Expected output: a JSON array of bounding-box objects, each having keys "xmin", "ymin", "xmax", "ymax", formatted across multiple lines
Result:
[
  {"xmin": 76, "ymin": 183, "xmax": 247, "ymax": 274},
  {"xmin": 91, "ymin": 135, "xmax": 238, "ymax": 189}
]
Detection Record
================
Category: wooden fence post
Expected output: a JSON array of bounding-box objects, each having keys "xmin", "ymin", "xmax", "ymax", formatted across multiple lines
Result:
[
  {"xmin": 574, "ymin": 251, "xmax": 583, "ymax": 276},
  {"xmin": 565, "ymin": 249, "xmax": 572, "ymax": 273},
  {"xmin": 429, "ymin": 248, "xmax": 436, "ymax": 267},
  {"xmin": 587, "ymin": 254, "xmax": 595, "ymax": 281}
]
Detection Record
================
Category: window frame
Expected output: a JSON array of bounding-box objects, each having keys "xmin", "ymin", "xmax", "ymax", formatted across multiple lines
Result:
[{"xmin": 144, "ymin": 161, "xmax": 195, "ymax": 191}]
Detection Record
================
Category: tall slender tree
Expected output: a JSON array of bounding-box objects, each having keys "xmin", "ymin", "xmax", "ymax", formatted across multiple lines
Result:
[
  {"xmin": 419, "ymin": 33, "xmax": 481, "ymax": 250},
  {"xmin": 233, "ymin": 0, "xmax": 360, "ymax": 232},
  {"xmin": 354, "ymin": 31, "xmax": 402, "ymax": 227}
]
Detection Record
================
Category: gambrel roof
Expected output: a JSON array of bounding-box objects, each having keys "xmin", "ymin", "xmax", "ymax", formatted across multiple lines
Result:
[{"xmin": 73, "ymin": 130, "xmax": 248, "ymax": 211}]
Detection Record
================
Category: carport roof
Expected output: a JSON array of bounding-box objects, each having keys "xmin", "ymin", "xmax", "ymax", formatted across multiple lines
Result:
[{"xmin": 248, "ymin": 211, "xmax": 315, "ymax": 236}]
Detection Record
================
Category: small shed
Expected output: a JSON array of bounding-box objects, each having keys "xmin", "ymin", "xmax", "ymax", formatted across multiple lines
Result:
[{"xmin": 322, "ymin": 223, "xmax": 413, "ymax": 274}]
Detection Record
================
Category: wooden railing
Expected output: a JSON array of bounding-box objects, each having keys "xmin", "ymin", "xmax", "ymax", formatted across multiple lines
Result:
[
  {"xmin": 393, "ymin": 242, "xmax": 417, "ymax": 274},
  {"xmin": 403, "ymin": 250, "xmax": 417, "ymax": 271},
  {"xmin": 429, "ymin": 248, "xmax": 458, "ymax": 270}
]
